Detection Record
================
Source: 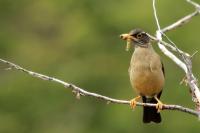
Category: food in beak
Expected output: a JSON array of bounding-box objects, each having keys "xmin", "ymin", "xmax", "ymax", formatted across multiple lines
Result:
[{"xmin": 120, "ymin": 34, "xmax": 133, "ymax": 51}]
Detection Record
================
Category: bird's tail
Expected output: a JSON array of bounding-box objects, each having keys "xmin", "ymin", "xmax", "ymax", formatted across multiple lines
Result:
[{"xmin": 142, "ymin": 97, "xmax": 161, "ymax": 123}]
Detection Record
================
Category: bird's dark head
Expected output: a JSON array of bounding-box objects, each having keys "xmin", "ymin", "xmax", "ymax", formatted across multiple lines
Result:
[{"xmin": 120, "ymin": 29, "xmax": 150, "ymax": 50}]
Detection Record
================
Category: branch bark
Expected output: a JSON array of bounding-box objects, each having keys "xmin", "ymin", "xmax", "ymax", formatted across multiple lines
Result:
[{"xmin": 0, "ymin": 58, "xmax": 199, "ymax": 117}]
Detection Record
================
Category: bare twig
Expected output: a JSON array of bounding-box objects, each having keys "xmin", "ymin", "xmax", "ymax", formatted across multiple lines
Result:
[
  {"xmin": 152, "ymin": 0, "xmax": 200, "ymax": 110},
  {"xmin": 161, "ymin": 0, "xmax": 200, "ymax": 33},
  {"xmin": 148, "ymin": 34, "xmax": 190, "ymax": 56},
  {"xmin": 0, "ymin": 58, "xmax": 199, "ymax": 117},
  {"xmin": 161, "ymin": 11, "xmax": 199, "ymax": 33},
  {"xmin": 191, "ymin": 51, "xmax": 198, "ymax": 58},
  {"xmin": 187, "ymin": 0, "xmax": 200, "ymax": 10}
]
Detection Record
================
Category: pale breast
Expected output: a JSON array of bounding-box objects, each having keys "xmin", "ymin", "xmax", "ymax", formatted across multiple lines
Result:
[{"xmin": 129, "ymin": 47, "xmax": 164, "ymax": 97}]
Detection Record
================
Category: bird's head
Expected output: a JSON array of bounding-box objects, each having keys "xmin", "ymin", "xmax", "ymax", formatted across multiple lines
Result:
[{"xmin": 120, "ymin": 29, "xmax": 150, "ymax": 51}]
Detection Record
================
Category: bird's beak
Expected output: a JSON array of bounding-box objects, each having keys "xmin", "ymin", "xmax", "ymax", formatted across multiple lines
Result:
[
  {"xmin": 120, "ymin": 33, "xmax": 136, "ymax": 51},
  {"xmin": 120, "ymin": 33, "xmax": 135, "ymax": 41}
]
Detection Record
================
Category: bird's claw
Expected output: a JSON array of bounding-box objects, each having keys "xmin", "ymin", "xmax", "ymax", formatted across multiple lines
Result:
[
  {"xmin": 130, "ymin": 96, "xmax": 141, "ymax": 109},
  {"xmin": 154, "ymin": 96, "xmax": 164, "ymax": 113},
  {"xmin": 130, "ymin": 99, "xmax": 137, "ymax": 109},
  {"xmin": 156, "ymin": 101, "xmax": 164, "ymax": 113}
]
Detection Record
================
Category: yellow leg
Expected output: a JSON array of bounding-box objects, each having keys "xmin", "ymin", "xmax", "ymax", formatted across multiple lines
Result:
[
  {"xmin": 154, "ymin": 96, "xmax": 164, "ymax": 112},
  {"xmin": 130, "ymin": 96, "xmax": 141, "ymax": 109}
]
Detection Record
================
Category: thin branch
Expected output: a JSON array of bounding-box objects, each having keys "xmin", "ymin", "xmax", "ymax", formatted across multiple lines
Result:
[
  {"xmin": 152, "ymin": 0, "xmax": 200, "ymax": 110},
  {"xmin": 153, "ymin": 0, "xmax": 161, "ymax": 30},
  {"xmin": 187, "ymin": 0, "xmax": 200, "ymax": 10},
  {"xmin": 152, "ymin": 0, "xmax": 187, "ymax": 72},
  {"xmin": 161, "ymin": 10, "xmax": 199, "ymax": 33},
  {"xmin": 161, "ymin": 0, "xmax": 200, "ymax": 33},
  {"xmin": 0, "ymin": 58, "xmax": 199, "ymax": 117},
  {"xmin": 148, "ymin": 34, "xmax": 190, "ymax": 56}
]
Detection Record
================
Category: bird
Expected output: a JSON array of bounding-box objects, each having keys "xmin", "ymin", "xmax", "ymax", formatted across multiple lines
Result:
[{"xmin": 120, "ymin": 29, "xmax": 165, "ymax": 123}]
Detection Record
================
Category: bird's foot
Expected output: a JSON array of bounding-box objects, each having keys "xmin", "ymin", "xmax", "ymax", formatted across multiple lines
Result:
[
  {"xmin": 130, "ymin": 96, "xmax": 141, "ymax": 109},
  {"xmin": 154, "ymin": 96, "xmax": 164, "ymax": 113}
]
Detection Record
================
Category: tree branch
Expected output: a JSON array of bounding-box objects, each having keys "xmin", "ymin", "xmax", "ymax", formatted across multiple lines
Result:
[
  {"xmin": 152, "ymin": 0, "xmax": 200, "ymax": 110},
  {"xmin": 0, "ymin": 58, "xmax": 199, "ymax": 117},
  {"xmin": 161, "ymin": 0, "xmax": 200, "ymax": 33},
  {"xmin": 161, "ymin": 11, "xmax": 199, "ymax": 33}
]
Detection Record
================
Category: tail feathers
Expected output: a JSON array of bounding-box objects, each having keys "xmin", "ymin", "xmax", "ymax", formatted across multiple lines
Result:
[{"xmin": 142, "ymin": 97, "xmax": 161, "ymax": 123}]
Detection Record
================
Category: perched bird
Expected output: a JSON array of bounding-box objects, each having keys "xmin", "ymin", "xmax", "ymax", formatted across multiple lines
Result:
[{"xmin": 120, "ymin": 29, "xmax": 165, "ymax": 123}]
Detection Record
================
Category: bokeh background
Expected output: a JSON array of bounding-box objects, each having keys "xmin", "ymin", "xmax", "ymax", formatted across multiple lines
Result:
[{"xmin": 0, "ymin": 0, "xmax": 200, "ymax": 132}]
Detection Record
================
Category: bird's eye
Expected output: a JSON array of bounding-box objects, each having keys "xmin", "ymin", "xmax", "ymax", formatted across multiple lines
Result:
[{"xmin": 136, "ymin": 33, "xmax": 142, "ymax": 39}]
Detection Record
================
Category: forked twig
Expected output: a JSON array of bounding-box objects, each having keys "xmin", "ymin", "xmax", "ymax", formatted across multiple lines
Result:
[{"xmin": 152, "ymin": 0, "xmax": 200, "ymax": 110}]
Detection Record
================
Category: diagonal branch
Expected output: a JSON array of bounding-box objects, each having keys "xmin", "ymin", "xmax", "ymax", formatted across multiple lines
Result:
[
  {"xmin": 187, "ymin": 0, "xmax": 200, "ymax": 10},
  {"xmin": 148, "ymin": 34, "xmax": 190, "ymax": 56},
  {"xmin": 152, "ymin": 0, "xmax": 200, "ymax": 110},
  {"xmin": 161, "ymin": 10, "xmax": 199, "ymax": 33},
  {"xmin": 0, "ymin": 58, "xmax": 200, "ymax": 117},
  {"xmin": 161, "ymin": 0, "xmax": 200, "ymax": 33}
]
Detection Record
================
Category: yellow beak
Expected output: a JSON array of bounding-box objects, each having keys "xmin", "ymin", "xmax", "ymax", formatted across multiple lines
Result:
[
  {"xmin": 120, "ymin": 33, "xmax": 136, "ymax": 51},
  {"xmin": 120, "ymin": 33, "xmax": 135, "ymax": 41}
]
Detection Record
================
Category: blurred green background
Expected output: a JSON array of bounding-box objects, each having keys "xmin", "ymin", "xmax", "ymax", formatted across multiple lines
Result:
[{"xmin": 0, "ymin": 0, "xmax": 200, "ymax": 132}]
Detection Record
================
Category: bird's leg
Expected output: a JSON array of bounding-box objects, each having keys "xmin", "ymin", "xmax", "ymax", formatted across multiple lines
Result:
[
  {"xmin": 154, "ymin": 96, "xmax": 164, "ymax": 112},
  {"xmin": 130, "ymin": 95, "xmax": 141, "ymax": 109}
]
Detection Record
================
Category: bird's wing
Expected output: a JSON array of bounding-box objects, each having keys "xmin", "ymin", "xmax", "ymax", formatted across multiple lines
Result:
[{"xmin": 161, "ymin": 61, "xmax": 165, "ymax": 77}]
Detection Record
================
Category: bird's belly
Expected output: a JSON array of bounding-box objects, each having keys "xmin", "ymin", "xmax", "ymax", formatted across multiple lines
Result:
[{"xmin": 130, "ymin": 67, "xmax": 164, "ymax": 97}]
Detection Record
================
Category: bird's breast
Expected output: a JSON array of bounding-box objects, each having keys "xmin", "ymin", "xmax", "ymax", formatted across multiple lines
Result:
[{"xmin": 129, "ymin": 47, "xmax": 164, "ymax": 97}]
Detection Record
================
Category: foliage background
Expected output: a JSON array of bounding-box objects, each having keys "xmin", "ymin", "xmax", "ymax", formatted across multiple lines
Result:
[{"xmin": 0, "ymin": 0, "xmax": 200, "ymax": 132}]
